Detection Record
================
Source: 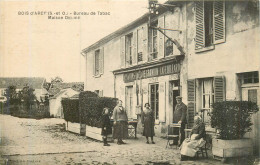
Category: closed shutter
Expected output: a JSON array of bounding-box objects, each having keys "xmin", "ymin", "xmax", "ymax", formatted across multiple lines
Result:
[
  {"xmin": 120, "ymin": 36, "xmax": 126, "ymax": 68},
  {"xmin": 214, "ymin": 76, "xmax": 225, "ymax": 102},
  {"xmin": 142, "ymin": 24, "xmax": 148, "ymax": 62},
  {"xmin": 158, "ymin": 15, "xmax": 165, "ymax": 59},
  {"xmin": 195, "ymin": 1, "xmax": 205, "ymax": 50},
  {"xmin": 187, "ymin": 79, "xmax": 196, "ymax": 128},
  {"xmin": 213, "ymin": 1, "xmax": 225, "ymax": 44},
  {"xmin": 92, "ymin": 51, "xmax": 95, "ymax": 76},
  {"xmin": 99, "ymin": 47, "xmax": 104, "ymax": 74},
  {"xmin": 159, "ymin": 82, "xmax": 166, "ymax": 122},
  {"xmin": 132, "ymin": 30, "xmax": 137, "ymax": 65}
]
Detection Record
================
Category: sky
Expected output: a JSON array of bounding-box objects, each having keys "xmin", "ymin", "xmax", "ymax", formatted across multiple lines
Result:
[{"xmin": 0, "ymin": 0, "xmax": 167, "ymax": 82}]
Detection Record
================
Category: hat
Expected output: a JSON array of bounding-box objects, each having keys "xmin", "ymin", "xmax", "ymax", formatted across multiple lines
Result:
[{"xmin": 176, "ymin": 96, "xmax": 182, "ymax": 99}]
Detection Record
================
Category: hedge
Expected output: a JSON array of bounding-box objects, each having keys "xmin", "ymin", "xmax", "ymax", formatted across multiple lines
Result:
[
  {"xmin": 61, "ymin": 98, "xmax": 80, "ymax": 123},
  {"xmin": 79, "ymin": 95, "xmax": 118, "ymax": 128}
]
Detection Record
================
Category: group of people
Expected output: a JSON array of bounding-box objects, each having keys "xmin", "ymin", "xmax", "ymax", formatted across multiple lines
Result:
[{"xmin": 101, "ymin": 97, "xmax": 206, "ymax": 161}]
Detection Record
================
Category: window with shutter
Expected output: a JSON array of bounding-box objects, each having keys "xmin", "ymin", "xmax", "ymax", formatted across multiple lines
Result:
[
  {"xmin": 148, "ymin": 20, "xmax": 158, "ymax": 60},
  {"xmin": 125, "ymin": 33, "xmax": 133, "ymax": 66},
  {"xmin": 132, "ymin": 31, "xmax": 137, "ymax": 65},
  {"xmin": 195, "ymin": 1, "xmax": 225, "ymax": 51},
  {"xmin": 99, "ymin": 47, "xmax": 104, "ymax": 74},
  {"xmin": 137, "ymin": 28, "xmax": 143, "ymax": 62},
  {"xmin": 187, "ymin": 79, "xmax": 196, "ymax": 128},
  {"xmin": 158, "ymin": 15, "xmax": 165, "ymax": 59},
  {"xmin": 214, "ymin": 76, "xmax": 225, "ymax": 102},
  {"xmin": 94, "ymin": 49, "xmax": 100, "ymax": 76},
  {"xmin": 120, "ymin": 36, "xmax": 126, "ymax": 68}
]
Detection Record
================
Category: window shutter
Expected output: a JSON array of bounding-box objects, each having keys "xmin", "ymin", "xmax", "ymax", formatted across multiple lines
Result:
[
  {"xmin": 159, "ymin": 82, "xmax": 166, "ymax": 122},
  {"xmin": 158, "ymin": 15, "xmax": 165, "ymax": 59},
  {"xmin": 195, "ymin": 1, "xmax": 205, "ymax": 50},
  {"xmin": 142, "ymin": 25, "xmax": 148, "ymax": 62},
  {"xmin": 120, "ymin": 36, "xmax": 126, "ymax": 68},
  {"xmin": 214, "ymin": 76, "xmax": 225, "ymax": 102},
  {"xmin": 148, "ymin": 27, "xmax": 153, "ymax": 61},
  {"xmin": 213, "ymin": 1, "xmax": 225, "ymax": 44},
  {"xmin": 99, "ymin": 47, "xmax": 104, "ymax": 74},
  {"xmin": 132, "ymin": 30, "xmax": 137, "ymax": 65},
  {"xmin": 92, "ymin": 52, "xmax": 95, "ymax": 76},
  {"xmin": 187, "ymin": 79, "xmax": 196, "ymax": 128}
]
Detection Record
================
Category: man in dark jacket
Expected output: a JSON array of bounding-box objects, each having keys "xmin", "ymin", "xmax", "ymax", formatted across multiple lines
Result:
[{"xmin": 173, "ymin": 96, "xmax": 187, "ymax": 145}]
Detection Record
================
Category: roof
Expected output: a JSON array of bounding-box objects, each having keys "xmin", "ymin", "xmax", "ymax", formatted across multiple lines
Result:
[
  {"xmin": 49, "ymin": 88, "xmax": 79, "ymax": 99},
  {"xmin": 81, "ymin": 1, "xmax": 180, "ymax": 54},
  {"xmin": 0, "ymin": 77, "xmax": 46, "ymax": 89},
  {"xmin": 48, "ymin": 82, "xmax": 84, "ymax": 95}
]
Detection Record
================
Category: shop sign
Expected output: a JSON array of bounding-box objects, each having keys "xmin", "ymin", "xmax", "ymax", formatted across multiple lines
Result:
[{"xmin": 123, "ymin": 63, "xmax": 180, "ymax": 83}]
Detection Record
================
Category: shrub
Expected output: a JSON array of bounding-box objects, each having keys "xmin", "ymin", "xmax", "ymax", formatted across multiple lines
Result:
[
  {"xmin": 79, "ymin": 94, "xmax": 117, "ymax": 128},
  {"xmin": 62, "ymin": 98, "xmax": 80, "ymax": 123},
  {"xmin": 211, "ymin": 101, "xmax": 259, "ymax": 140}
]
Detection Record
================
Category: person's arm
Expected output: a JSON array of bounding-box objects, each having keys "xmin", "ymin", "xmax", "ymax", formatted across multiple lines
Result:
[
  {"xmin": 180, "ymin": 104, "xmax": 187, "ymax": 123},
  {"xmin": 113, "ymin": 108, "xmax": 117, "ymax": 124}
]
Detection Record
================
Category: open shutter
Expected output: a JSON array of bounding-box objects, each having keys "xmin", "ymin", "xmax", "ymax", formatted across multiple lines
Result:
[
  {"xmin": 213, "ymin": 1, "xmax": 225, "ymax": 44},
  {"xmin": 142, "ymin": 25, "xmax": 148, "ymax": 62},
  {"xmin": 120, "ymin": 36, "xmax": 126, "ymax": 68},
  {"xmin": 99, "ymin": 47, "xmax": 104, "ymax": 74},
  {"xmin": 195, "ymin": 1, "xmax": 205, "ymax": 50},
  {"xmin": 132, "ymin": 30, "xmax": 137, "ymax": 65},
  {"xmin": 187, "ymin": 79, "xmax": 196, "ymax": 128},
  {"xmin": 92, "ymin": 51, "xmax": 96, "ymax": 76},
  {"xmin": 148, "ymin": 27, "xmax": 153, "ymax": 61},
  {"xmin": 158, "ymin": 15, "xmax": 165, "ymax": 59},
  {"xmin": 214, "ymin": 76, "xmax": 225, "ymax": 102},
  {"xmin": 159, "ymin": 82, "xmax": 166, "ymax": 122}
]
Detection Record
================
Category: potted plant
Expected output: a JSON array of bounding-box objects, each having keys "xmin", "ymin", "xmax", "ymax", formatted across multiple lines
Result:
[{"xmin": 211, "ymin": 101, "xmax": 259, "ymax": 163}]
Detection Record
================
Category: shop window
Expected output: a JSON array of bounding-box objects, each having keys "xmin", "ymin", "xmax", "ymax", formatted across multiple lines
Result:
[
  {"xmin": 150, "ymin": 84, "xmax": 159, "ymax": 120},
  {"xmin": 125, "ymin": 33, "xmax": 133, "ymax": 65},
  {"xmin": 238, "ymin": 71, "xmax": 259, "ymax": 84},
  {"xmin": 195, "ymin": 1, "xmax": 225, "ymax": 51},
  {"xmin": 148, "ymin": 20, "xmax": 158, "ymax": 60}
]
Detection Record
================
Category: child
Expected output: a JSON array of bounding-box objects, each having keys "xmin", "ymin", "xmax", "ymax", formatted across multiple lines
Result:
[{"xmin": 101, "ymin": 107, "xmax": 112, "ymax": 146}]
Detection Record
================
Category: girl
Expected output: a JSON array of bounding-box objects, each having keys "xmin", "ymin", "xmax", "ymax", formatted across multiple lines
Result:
[{"xmin": 101, "ymin": 107, "xmax": 112, "ymax": 146}]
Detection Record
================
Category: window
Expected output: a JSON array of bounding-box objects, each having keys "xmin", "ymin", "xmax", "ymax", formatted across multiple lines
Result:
[
  {"xmin": 125, "ymin": 86, "xmax": 133, "ymax": 118},
  {"xmin": 94, "ymin": 90, "xmax": 103, "ymax": 97},
  {"xmin": 149, "ymin": 20, "xmax": 158, "ymax": 59},
  {"xmin": 94, "ymin": 50, "xmax": 100, "ymax": 76},
  {"xmin": 125, "ymin": 33, "xmax": 133, "ymax": 65},
  {"xmin": 93, "ymin": 48, "xmax": 104, "ymax": 77},
  {"xmin": 195, "ymin": 1, "xmax": 225, "ymax": 51},
  {"xmin": 165, "ymin": 39, "xmax": 173, "ymax": 56},
  {"xmin": 137, "ymin": 28, "xmax": 143, "ymax": 62},
  {"xmin": 201, "ymin": 78, "xmax": 214, "ymax": 125},
  {"xmin": 238, "ymin": 71, "xmax": 259, "ymax": 84},
  {"xmin": 150, "ymin": 84, "xmax": 159, "ymax": 120}
]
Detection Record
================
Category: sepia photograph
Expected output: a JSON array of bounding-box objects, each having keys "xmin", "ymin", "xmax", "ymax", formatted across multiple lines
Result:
[{"xmin": 0, "ymin": 0, "xmax": 259, "ymax": 164}]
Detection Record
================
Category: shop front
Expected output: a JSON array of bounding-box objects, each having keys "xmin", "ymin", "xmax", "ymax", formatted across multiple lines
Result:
[{"xmin": 113, "ymin": 56, "xmax": 184, "ymax": 137}]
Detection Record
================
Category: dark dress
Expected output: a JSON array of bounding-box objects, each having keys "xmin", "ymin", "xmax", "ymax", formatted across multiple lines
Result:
[
  {"xmin": 101, "ymin": 114, "xmax": 112, "ymax": 136},
  {"xmin": 173, "ymin": 102, "xmax": 187, "ymax": 144},
  {"xmin": 142, "ymin": 108, "xmax": 155, "ymax": 137}
]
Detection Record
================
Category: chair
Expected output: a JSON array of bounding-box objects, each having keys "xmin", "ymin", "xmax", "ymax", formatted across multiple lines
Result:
[
  {"xmin": 196, "ymin": 135, "xmax": 209, "ymax": 159},
  {"xmin": 166, "ymin": 124, "xmax": 180, "ymax": 149}
]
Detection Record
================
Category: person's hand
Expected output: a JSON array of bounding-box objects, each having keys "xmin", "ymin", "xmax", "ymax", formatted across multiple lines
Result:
[
  {"xmin": 178, "ymin": 121, "xmax": 182, "ymax": 124},
  {"xmin": 114, "ymin": 121, "xmax": 117, "ymax": 125},
  {"xmin": 104, "ymin": 127, "xmax": 106, "ymax": 130}
]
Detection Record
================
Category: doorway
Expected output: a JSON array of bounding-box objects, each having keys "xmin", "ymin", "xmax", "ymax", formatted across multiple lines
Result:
[{"xmin": 125, "ymin": 86, "xmax": 133, "ymax": 118}]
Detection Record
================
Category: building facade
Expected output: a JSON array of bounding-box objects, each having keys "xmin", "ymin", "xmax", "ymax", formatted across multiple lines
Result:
[{"xmin": 82, "ymin": 1, "xmax": 259, "ymax": 151}]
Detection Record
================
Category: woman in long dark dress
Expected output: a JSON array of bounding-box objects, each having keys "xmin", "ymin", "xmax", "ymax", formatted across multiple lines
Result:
[
  {"xmin": 142, "ymin": 103, "xmax": 155, "ymax": 144},
  {"xmin": 101, "ymin": 107, "xmax": 112, "ymax": 146}
]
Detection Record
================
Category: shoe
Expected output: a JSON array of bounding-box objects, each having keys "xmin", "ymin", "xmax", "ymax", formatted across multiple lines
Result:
[
  {"xmin": 120, "ymin": 140, "xmax": 126, "ymax": 144},
  {"xmin": 146, "ymin": 141, "xmax": 149, "ymax": 144},
  {"xmin": 104, "ymin": 143, "xmax": 110, "ymax": 146},
  {"xmin": 117, "ymin": 141, "xmax": 122, "ymax": 145},
  {"xmin": 151, "ymin": 141, "xmax": 155, "ymax": 144},
  {"xmin": 180, "ymin": 155, "xmax": 185, "ymax": 161}
]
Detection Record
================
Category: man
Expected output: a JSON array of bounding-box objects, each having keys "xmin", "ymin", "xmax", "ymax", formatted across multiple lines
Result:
[{"xmin": 173, "ymin": 96, "xmax": 187, "ymax": 145}]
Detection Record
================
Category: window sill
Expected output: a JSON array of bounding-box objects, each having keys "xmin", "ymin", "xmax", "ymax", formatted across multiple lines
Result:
[
  {"xmin": 241, "ymin": 83, "xmax": 259, "ymax": 88},
  {"xmin": 93, "ymin": 74, "xmax": 103, "ymax": 78},
  {"xmin": 195, "ymin": 45, "xmax": 215, "ymax": 53}
]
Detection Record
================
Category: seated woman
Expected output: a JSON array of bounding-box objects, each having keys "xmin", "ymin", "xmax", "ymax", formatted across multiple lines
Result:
[{"xmin": 180, "ymin": 115, "xmax": 206, "ymax": 161}]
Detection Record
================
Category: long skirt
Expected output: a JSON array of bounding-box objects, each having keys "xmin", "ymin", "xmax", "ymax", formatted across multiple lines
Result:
[
  {"xmin": 180, "ymin": 134, "xmax": 206, "ymax": 157},
  {"xmin": 113, "ymin": 121, "xmax": 128, "ymax": 139},
  {"xmin": 143, "ymin": 119, "xmax": 155, "ymax": 137}
]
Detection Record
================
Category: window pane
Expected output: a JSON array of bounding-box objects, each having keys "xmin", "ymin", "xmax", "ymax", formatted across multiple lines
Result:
[{"xmin": 248, "ymin": 89, "xmax": 257, "ymax": 103}]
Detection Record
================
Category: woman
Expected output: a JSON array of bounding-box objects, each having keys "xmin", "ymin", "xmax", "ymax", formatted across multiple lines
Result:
[
  {"xmin": 101, "ymin": 107, "xmax": 112, "ymax": 146},
  {"xmin": 142, "ymin": 103, "xmax": 155, "ymax": 144},
  {"xmin": 112, "ymin": 100, "xmax": 128, "ymax": 145},
  {"xmin": 180, "ymin": 115, "xmax": 206, "ymax": 161}
]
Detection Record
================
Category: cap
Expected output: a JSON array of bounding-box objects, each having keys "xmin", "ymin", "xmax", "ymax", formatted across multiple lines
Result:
[{"xmin": 176, "ymin": 96, "xmax": 182, "ymax": 99}]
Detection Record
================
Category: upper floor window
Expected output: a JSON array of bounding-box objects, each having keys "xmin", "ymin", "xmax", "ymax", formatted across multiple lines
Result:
[
  {"xmin": 149, "ymin": 20, "xmax": 158, "ymax": 59},
  {"xmin": 238, "ymin": 71, "xmax": 259, "ymax": 84},
  {"xmin": 137, "ymin": 28, "xmax": 143, "ymax": 62},
  {"xmin": 165, "ymin": 39, "xmax": 173, "ymax": 56},
  {"xmin": 125, "ymin": 33, "xmax": 133, "ymax": 65},
  {"xmin": 93, "ymin": 48, "xmax": 104, "ymax": 77},
  {"xmin": 195, "ymin": 1, "xmax": 225, "ymax": 51}
]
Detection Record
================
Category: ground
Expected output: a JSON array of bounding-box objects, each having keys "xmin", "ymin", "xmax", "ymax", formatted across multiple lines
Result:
[{"xmin": 0, "ymin": 114, "xmax": 258, "ymax": 165}]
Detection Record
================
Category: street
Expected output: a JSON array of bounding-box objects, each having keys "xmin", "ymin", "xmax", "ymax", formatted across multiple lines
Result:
[{"xmin": 0, "ymin": 114, "xmax": 254, "ymax": 165}]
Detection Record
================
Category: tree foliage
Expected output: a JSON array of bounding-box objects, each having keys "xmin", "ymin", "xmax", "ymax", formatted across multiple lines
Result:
[{"xmin": 211, "ymin": 101, "xmax": 259, "ymax": 140}]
